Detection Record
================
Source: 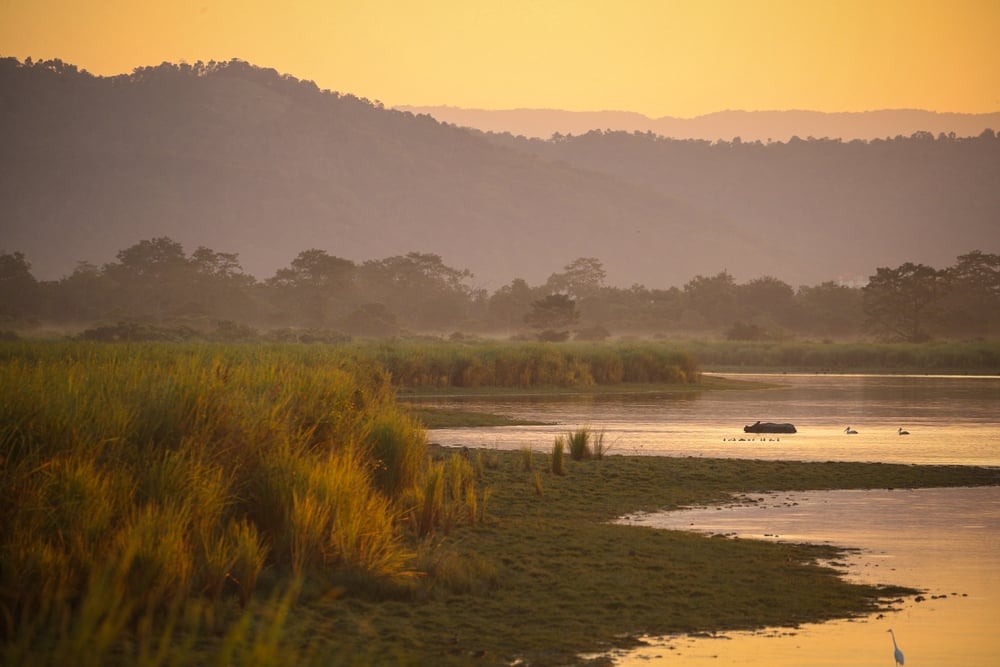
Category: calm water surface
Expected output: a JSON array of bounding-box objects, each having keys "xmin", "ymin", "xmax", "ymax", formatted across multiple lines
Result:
[
  {"xmin": 612, "ymin": 487, "xmax": 1000, "ymax": 667},
  {"xmin": 419, "ymin": 374, "xmax": 1000, "ymax": 665},
  {"xmin": 424, "ymin": 373, "xmax": 1000, "ymax": 466}
]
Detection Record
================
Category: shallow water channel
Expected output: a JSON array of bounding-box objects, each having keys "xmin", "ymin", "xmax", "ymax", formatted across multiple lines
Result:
[
  {"xmin": 424, "ymin": 373, "xmax": 1000, "ymax": 466},
  {"xmin": 611, "ymin": 486, "xmax": 1000, "ymax": 666},
  {"xmin": 418, "ymin": 374, "xmax": 1000, "ymax": 665}
]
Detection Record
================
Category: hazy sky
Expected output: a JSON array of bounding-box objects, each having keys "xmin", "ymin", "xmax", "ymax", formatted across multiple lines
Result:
[{"xmin": 2, "ymin": 0, "xmax": 998, "ymax": 118}]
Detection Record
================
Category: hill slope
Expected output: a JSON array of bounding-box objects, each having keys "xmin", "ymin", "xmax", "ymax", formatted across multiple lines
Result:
[
  {"xmin": 395, "ymin": 105, "xmax": 1000, "ymax": 143},
  {"xmin": 2, "ymin": 58, "xmax": 997, "ymax": 290},
  {"xmin": 0, "ymin": 58, "xmax": 757, "ymax": 289},
  {"xmin": 484, "ymin": 129, "xmax": 1000, "ymax": 286}
]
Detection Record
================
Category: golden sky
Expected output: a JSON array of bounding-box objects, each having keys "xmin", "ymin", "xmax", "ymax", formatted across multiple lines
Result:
[{"xmin": 2, "ymin": 0, "xmax": 998, "ymax": 118}]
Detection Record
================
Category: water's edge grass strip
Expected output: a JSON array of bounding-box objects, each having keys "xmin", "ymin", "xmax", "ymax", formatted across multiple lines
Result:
[{"xmin": 300, "ymin": 448, "xmax": 999, "ymax": 665}]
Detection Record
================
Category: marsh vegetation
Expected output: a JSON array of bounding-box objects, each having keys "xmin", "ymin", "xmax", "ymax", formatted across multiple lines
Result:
[{"xmin": 1, "ymin": 341, "xmax": 997, "ymax": 666}]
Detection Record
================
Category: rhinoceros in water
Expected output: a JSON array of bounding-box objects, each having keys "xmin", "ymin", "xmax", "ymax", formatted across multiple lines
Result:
[{"xmin": 743, "ymin": 421, "xmax": 797, "ymax": 434}]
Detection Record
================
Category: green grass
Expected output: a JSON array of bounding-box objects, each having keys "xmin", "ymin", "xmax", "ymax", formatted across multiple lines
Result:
[
  {"xmin": 278, "ymin": 448, "xmax": 998, "ymax": 665},
  {"xmin": 403, "ymin": 405, "xmax": 550, "ymax": 428},
  {"xmin": 2, "ymin": 340, "xmax": 998, "ymax": 666},
  {"xmin": 681, "ymin": 339, "xmax": 1000, "ymax": 374},
  {"xmin": 0, "ymin": 342, "xmax": 476, "ymax": 664},
  {"xmin": 353, "ymin": 340, "xmax": 701, "ymax": 388}
]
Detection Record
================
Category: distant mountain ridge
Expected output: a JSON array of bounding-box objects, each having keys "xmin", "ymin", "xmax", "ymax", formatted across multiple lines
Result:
[
  {"xmin": 2, "ymin": 57, "xmax": 997, "ymax": 293},
  {"xmin": 395, "ymin": 106, "xmax": 1000, "ymax": 142},
  {"xmin": 0, "ymin": 58, "xmax": 753, "ymax": 289}
]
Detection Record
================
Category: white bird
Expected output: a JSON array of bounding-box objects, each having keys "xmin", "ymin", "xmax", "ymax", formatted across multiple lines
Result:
[
  {"xmin": 845, "ymin": 426, "xmax": 858, "ymax": 434},
  {"xmin": 887, "ymin": 628, "xmax": 904, "ymax": 665},
  {"xmin": 898, "ymin": 427, "xmax": 910, "ymax": 435}
]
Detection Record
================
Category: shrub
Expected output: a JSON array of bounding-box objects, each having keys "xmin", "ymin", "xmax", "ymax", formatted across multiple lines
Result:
[{"xmin": 536, "ymin": 329, "xmax": 571, "ymax": 342}]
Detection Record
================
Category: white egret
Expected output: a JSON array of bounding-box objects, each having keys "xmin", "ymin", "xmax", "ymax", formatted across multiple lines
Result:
[{"xmin": 887, "ymin": 628, "xmax": 904, "ymax": 665}]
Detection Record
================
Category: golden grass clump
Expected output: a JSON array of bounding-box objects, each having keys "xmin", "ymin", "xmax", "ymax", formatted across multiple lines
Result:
[
  {"xmin": 551, "ymin": 436, "xmax": 566, "ymax": 476},
  {"xmin": 0, "ymin": 341, "xmax": 473, "ymax": 662}
]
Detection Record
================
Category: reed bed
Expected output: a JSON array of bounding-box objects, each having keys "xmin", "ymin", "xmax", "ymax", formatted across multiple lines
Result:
[
  {"xmin": 5, "ymin": 339, "xmax": 995, "ymax": 665},
  {"xmin": 353, "ymin": 340, "xmax": 700, "ymax": 388},
  {"xmin": 679, "ymin": 339, "xmax": 1000, "ymax": 373},
  {"xmin": 0, "ymin": 341, "xmax": 483, "ymax": 664}
]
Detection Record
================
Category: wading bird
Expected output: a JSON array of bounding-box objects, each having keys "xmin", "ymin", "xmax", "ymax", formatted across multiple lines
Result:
[
  {"xmin": 898, "ymin": 427, "xmax": 910, "ymax": 435},
  {"xmin": 887, "ymin": 628, "xmax": 904, "ymax": 665},
  {"xmin": 845, "ymin": 426, "xmax": 858, "ymax": 434}
]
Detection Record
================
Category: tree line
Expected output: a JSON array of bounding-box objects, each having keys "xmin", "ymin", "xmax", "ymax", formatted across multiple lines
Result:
[{"xmin": 1, "ymin": 239, "xmax": 997, "ymax": 342}]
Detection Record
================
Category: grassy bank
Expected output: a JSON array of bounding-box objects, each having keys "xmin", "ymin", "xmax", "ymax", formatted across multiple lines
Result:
[
  {"xmin": 679, "ymin": 339, "xmax": 1000, "ymax": 374},
  {"xmin": 0, "ymin": 342, "xmax": 483, "ymax": 665},
  {"xmin": 2, "ymin": 341, "xmax": 998, "ymax": 666},
  {"xmin": 311, "ymin": 447, "xmax": 996, "ymax": 665},
  {"xmin": 356, "ymin": 340, "xmax": 701, "ymax": 388}
]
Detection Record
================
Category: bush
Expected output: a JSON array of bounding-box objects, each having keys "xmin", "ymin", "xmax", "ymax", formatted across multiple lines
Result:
[
  {"xmin": 536, "ymin": 329, "xmax": 571, "ymax": 342},
  {"xmin": 574, "ymin": 325, "xmax": 611, "ymax": 341},
  {"xmin": 75, "ymin": 321, "xmax": 198, "ymax": 342}
]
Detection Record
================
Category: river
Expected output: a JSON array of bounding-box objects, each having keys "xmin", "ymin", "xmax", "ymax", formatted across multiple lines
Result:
[
  {"xmin": 423, "ymin": 373, "xmax": 1000, "ymax": 466},
  {"xmin": 419, "ymin": 373, "xmax": 1000, "ymax": 666}
]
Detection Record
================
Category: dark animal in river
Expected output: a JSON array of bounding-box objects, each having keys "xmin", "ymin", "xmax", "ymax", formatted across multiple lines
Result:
[
  {"xmin": 845, "ymin": 426, "xmax": 858, "ymax": 434},
  {"xmin": 898, "ymin": 427, "xmax": 910, "ymax": 435},
  {"xmin": 743, "ymin": 421, "xmax": 797, "ymax": 434}
]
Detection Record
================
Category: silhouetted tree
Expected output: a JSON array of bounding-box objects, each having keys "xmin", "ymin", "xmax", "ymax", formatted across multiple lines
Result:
[
  {"xmin": 487, "ymin": 278, "xmax": 536, "ymax": 333},
  {"xmin": 524, "ymin": 294, "xmax": 579, "ymax": 337},
  {"xmin": 795, "ymin": 281, "xmax": 863, "ymax": 338},
  {"xmin": 683, "ymin": 271, "xmax": 736, "ymax": 327},
  {"xmin": 266, "ymin": 249, "xmax": 356, "ymax": 327},
  {"xmin": 108, "ymin": 237, "xmax": 188, "ymax": 280},
  {"xmin": 863, "ymin": 263, "xmax": 945, "ymax": 341},
  {"xmin": 0, "ymin": 251, "xmax": 39, "ymax": 321},
  {"xmin": 359, "ymin": 253, "xmax": 473, "ymax": 330},
  {"xmin": 268, "ymin": 249, "xmax": 355, "ymax": 289},
  {"xmin": 46, "ymin": 261, "xmax": 112, "ymax": 322},
  {"xmin": 190, "ymin": 246, "xmax": 252, "ymax": 282},
  {"xmin": 939, "ymin": 250, "xmax": 1000, "ymax": 337},
  {"xmin": 544, "ymin": 257, "xmax": 606, "ymax": 299},
  {"xmin": 737, "ymin": 276, "xmax": 797, "ymax": 327}
]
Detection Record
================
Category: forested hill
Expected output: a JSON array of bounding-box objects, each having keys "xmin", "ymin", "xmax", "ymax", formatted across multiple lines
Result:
[
  {"xmin": 395, "ymin": 106, "xmax": 1000, "ymax": 143},
  {"xmin": 483, "ymin": 129, "xmax": 1000, "ymax": 286},
  {"xmin": 0, "ymin": 57, "xmax": 746, "ymax": 289},
  {"xmin": 2, "ymin": 57, "xmax": 998, "ymax": 290}
]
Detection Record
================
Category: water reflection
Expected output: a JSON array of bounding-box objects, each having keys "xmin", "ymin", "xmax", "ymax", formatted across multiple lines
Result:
[
  {"xmin": 422, "ymin": 374, "xmax": 1000, "ymax": 466},
  {"xmin": 419, "ymin": 375, "xmax": 1000, "ymax": 664},
  {"xmin": 611, "ymin": 487, "xmax": 1000, "ymax": 666}
]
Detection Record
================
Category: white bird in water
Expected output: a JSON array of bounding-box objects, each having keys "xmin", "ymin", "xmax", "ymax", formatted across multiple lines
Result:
[
  {"xmin": 845, "ymin": 426, "xmax": 858, "ymax": 434},
  {"xmin": 898, "ymin": 427, "xmax": 910, "ymax": 435},
  {"xmin": 887, "ymin": 628, "xmax": 905, "ymax": 665}
]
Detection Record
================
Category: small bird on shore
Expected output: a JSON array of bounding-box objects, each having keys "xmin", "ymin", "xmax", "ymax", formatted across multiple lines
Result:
[
  {"xmin": 845, "ymin": 426, "xmax": 858, "ymax": 434},
  {"xmin": 898, "ymin": 427, "xmax": 910, "ymax": 435},
  {"xmin": 887, "ymin": 628, "xmax": 904, "ymax": 665}
]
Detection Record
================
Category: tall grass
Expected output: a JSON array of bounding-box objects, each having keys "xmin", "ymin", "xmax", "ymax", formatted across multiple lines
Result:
[
  {"xmin": 0, "ymin": 341, "xmax": 480, "ymax": 663},
  {"xmin": 678, "ymin": 339, "xmax": 1000, "ymax": 373},
  {"xmin": 404, "ymin": 450, "xmax": 488, "ymax": 537},
  {"xmin": 350, "ymin": 340, "xmax": 701, "ymax": 388},
  {"xmin": 551, "ymin": 437, "xmax": 566, "ymax": 476},
  {"xmin": 567, "ymin": 428, "xmax": 592, "ymax": 461},
  {"xmin": 519, "ymin": 445, "xmax": 534, "ymax": 471}
]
